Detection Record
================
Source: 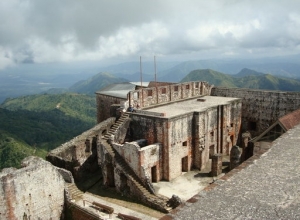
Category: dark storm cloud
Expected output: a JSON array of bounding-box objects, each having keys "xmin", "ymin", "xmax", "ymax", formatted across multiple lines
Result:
[{"xmin": 0, "ymin": 0, "xmax": 300, "ymax": 69}]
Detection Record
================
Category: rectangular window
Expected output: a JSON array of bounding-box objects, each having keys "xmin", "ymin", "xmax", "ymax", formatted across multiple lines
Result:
[
  {"xmin": 186, "ymin": 84, "xmax": 190, "ymax": 89},
  {"xmin": 248, "ymin": 121, "xmax": 257, "ymax": 131},
  {"xmin": 133, "ymin": 92, "xmax": 139, "ymax": 99},
  {"xmin": 147, "ymin": 90, "xmax": 152, "ymax": 96},
  {"xmin": 162, "ymin": 88, "xmax": 167, "ymax": 94},
  {"xmin": 174, "ymin": 86, "xmax": 179, "ymax": 92}
]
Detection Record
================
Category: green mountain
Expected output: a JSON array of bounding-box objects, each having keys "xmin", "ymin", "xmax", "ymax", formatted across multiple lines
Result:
[
  {"xmin": 181, "ymin": 69, "xmax": 300, "ymax": 91},
  {"xmin": 0, "ymin": 93, "xmax": 97, "ymax": 169},
  {"xmin": 69, "ymin": 72, "xmax": 129, "ymax": 94},
  {"xmin": 238, "ymin": 74, "xmax": 300, "ymax": 91},
  {"xmin": 181, "ymin": 69, "xmax": 236, "ymax": 87},
  {"xmin": 235, "ymin": 68, "xmax": 264, "ymax": 77}
]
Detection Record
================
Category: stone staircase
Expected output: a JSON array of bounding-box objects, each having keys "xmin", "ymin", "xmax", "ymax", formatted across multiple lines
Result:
[
  {"xmin": 101, "ymin": 113, "xmax": 171, "ymax": 213},
  {"xmin": 66, "ymin": 183, "xmax": 84, "ymax": 202}
]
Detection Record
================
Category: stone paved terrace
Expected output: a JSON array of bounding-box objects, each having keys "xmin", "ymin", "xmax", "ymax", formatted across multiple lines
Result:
[
  {"xmin": 166, "ymin": 124, "xmax": 300, "ymax": 220},
  {"xmin": 147, "ymin": 96, "xmax": 240, "ymax": 118}
]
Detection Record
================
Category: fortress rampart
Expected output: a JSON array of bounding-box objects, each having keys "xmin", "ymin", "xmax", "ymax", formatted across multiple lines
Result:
[
  {"xmin": 46, "ymin": 117, "xmax": 116, "ymax": 180},
  {"xmin": 128, "ymin": 81, "xmax": 213, "ymax": 109},
  {"xmin": 211, "ymin": 87, "xmax": 300, "ymax": 136}
]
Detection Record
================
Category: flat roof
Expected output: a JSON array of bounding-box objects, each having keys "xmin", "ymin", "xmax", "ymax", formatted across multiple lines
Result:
[{"xmin": 146, "ymin": 96, "xmax": 240, "ymax": 118}]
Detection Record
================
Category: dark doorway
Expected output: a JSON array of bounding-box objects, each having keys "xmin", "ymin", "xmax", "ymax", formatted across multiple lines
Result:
[
  {"xmin": 151, "ymin": 166, "xmax": 157, "ymax": 182},
  {"xmin": 209, "ymin": 145, "xmax": 215, "ymax": 159},
  {"xmin": 106, "ymin": 163, "xmax": 115, "ymax": 187},
  {"xmin": 182, "ymin": 156, "xmax": 189, "ymax": 172}
]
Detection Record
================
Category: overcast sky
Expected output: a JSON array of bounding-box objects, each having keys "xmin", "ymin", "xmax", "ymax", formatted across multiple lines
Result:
[{"xmin": 1, "ymin": 0, "xmax": 300, "ymax": 70}]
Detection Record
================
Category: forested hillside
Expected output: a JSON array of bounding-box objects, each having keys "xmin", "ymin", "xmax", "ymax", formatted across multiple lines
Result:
[
  {"xmin": 0, "ymin": 93, "xmax": 97, "ymax": 169},
  {"xmin": 0, "ymin": 131, "xmax": 47, "ymax": 169}
]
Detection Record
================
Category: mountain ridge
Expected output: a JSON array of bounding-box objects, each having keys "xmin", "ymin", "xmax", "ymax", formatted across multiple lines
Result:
[{"xmin": 181, "ymin": 69, "xmax": 300, "ymax": 91}]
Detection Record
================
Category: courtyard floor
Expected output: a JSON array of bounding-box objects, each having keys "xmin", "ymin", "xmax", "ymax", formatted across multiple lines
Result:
[{"xmin": 75, "ymin": 156, "xmax": 230, "ymax": 219}]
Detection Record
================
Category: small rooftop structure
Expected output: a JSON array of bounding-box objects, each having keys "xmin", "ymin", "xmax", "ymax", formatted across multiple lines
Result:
[{"xmin": 95, "ymin": 82, "xmax": 137, "ymax": 99}]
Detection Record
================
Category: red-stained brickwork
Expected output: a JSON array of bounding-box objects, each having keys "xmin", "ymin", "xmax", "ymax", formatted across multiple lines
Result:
[{"xmin": 212, "ymin": 87, "xmax": 300, "ymax": 136}]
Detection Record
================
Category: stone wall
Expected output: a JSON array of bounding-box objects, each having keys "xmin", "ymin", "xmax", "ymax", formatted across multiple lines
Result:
[
  {"xmin": 96, "ymin": 93, "xmax": 126, "ymax": 123},
  {"xmin": 140, "ymin": 143, "xmax": 162, "ymax": 182},
  {"xmin": 167, "ymin": 113, "xmax": 194, "ymax": 180},
  {"xmin": 128, "ymin": 81, "xmax": 213, "ymax": 109},
  {"xmin": 0, "ymin": 157, "xmax": 65, "ymax": 220},
  {"xmin": 129, "ymin": 98, "xmax": 242, "ymax": 181},
  {"xmin": 211, "ymin": 87, "xmax": 300, "ymax": 137},
  {"xmin": 130, "ymin": 114, "xmax": 168, "ymax": 179},
  {"xmin": 112, "ymin": 141, "xmax": 162, "ymax": 182},
  {"xmin": 46, "ymin": 117, "xmax": 116, "ymax": 180}
]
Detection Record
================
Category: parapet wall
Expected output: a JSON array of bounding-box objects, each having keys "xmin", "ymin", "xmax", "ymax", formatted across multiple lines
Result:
[
  {"xmin": 128, "ymin": 81, "xmax": 213, "ymax": 109},
  {"xmin": 0, "ymin": 157, "xmax": 65, "ymax": 220},
  {"xmin": 46, "ymin": 117, "xmax": 116, "ymax": 180},
  {"xmin": 211, "ymin": 87, "xmax": 300, "ymax": 136}
]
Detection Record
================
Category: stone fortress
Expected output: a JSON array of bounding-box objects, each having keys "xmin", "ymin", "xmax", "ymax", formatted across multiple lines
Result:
[{"xmin": 1, "ymin": 80, "xmax": 300, "ymax": 219}]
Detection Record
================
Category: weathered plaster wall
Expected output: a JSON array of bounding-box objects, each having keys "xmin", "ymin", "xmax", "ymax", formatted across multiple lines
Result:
[
  {"xmin": 130, "ymin": 114, "xmax": 167, "ymax": 145},
  {"xmin": 112, "ymin": 141, "xmax": 162, "ymax": 182},
  {"xmin": 130, "ymin": 114, "xmax": 168, "ymax": 179},
  {"xmin": 113, "ymin": 142, "xmax": 141, "ymax": 177},
  {"xmin": 47, "ymin": 117, "xmax": 116, "ymax": 180},
  {"xmin": 211, "ymin": 87, "xmax": 300, "ymax": 136},
  {"xmin": 193, "ymin": 101, "xmax": 242, "ymax": 170},
  {"xmin": 96, "ymin": 93, "xmax": 126, "ymax": 123},
  {"xmin": 0, "ymin": 157, "xmax": 65, "ymax": 220},
  {"xmin": 167, "ymin": 114, "xmax": 194, "ymax": 180},
  {"xmin": 140, "ymin": 143, "xmax": 162, "ymax": 182}
]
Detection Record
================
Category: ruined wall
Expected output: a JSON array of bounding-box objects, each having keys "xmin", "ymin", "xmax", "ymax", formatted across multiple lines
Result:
[
  {"xmin": 113, "ymin": 141, "xmax": 162, "ymax": 182},
  {"xmin": 0, "ymin": 157, "xmax": 65, "ymax": 220},
  {"xmin": 96, "ymin": 93, "xmax": 126, "ymax": 123},
  {"xmin": 211, "ymin": 87, "xmax": 300, "ymax": 136},
  {"xmin": 140, "ymin": 143, "xmax": 162, "ymax": 182},
  {"xmin": 47, "ymin": 117, "xmax": 116, "ymax": 180},
  {"xmin": 113, "ymin": 142, "xmax": 141, "ymax": 178},
  {"xmin": 130, "ymin": 114, "xmax": 168, "ymax": 180}
]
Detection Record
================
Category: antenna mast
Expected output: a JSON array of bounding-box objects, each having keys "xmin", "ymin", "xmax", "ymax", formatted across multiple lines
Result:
[
  {"xmin": 154, "ymin": 56, "xmax": 157, "ymax": 87},
  {"xmin": 140, "ymin": 56, "xmax": 143, "ymax": 87}
]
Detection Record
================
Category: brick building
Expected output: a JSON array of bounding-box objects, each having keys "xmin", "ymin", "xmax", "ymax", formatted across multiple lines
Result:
[{"xmin": 96, "ymin": 81, "xmax": 242, "ymax": 183}]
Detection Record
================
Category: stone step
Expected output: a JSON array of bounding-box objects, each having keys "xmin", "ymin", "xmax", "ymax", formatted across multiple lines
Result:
[{"xmin": 66, "ymin": 184, "xmax": 84, "ymax": 201}]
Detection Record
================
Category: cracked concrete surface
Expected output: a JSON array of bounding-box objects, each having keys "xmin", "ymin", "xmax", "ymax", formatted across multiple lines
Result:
[{"xmin": 173, "ymin": 124, "xmax": 300, "ymax": 220}]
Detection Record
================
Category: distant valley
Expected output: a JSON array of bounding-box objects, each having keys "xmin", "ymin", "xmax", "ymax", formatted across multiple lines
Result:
[{"xmin": 1, "ymin": 54, "xmax": 300, "ymax": 103}]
